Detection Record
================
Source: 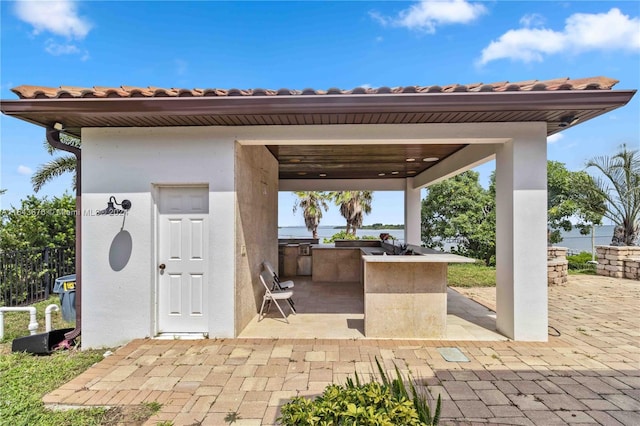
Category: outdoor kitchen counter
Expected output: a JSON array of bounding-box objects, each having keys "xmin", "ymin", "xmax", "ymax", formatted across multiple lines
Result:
[
  {"xmin": 359, "ymin": 246, "xmax": 474, "ymax": 263},
  {"xmin": 360, "ymin": 245, "xmax": 474, "ymax": 339},
  {"xmin": 311, "ymin": 243, "xmax": 474, "ymax": 338}
]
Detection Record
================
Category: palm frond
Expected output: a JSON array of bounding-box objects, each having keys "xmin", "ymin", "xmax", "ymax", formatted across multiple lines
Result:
[{"xmin": 31, "ymin": 155, "xmax": 77, "ymax": 193}]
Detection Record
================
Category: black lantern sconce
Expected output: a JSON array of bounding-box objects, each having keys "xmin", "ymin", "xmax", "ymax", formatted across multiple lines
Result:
[{"xmin": 98, "ymin": 196, "xmax": 132, "ymax": 215}]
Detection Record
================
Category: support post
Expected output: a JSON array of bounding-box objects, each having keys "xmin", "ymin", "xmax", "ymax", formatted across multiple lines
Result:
[
  {"xmin": 404, "ymin": 178, "xmax": 422, "ymax": 245},
  {"xmin": 495, "ymin": 125, "xmax": 548, "ymax": 341}
]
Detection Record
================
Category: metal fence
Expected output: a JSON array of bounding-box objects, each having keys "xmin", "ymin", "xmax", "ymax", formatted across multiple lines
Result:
[{"xmin": 0, "ymin": 246, "xmax": 75, "ymax": 307}]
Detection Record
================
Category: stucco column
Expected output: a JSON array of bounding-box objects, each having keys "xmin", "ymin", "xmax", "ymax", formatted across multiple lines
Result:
[
  {"xmin": 495, "ymin": 125, "xmax": 548, "ymax": 341},
  {"xmin": 404, "ymin": 178, "xmax": 422, "ymax": 245}
]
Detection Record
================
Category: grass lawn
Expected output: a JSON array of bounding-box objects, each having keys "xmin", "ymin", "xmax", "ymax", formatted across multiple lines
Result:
[
  {"xmin": 448, "ymin": 262, "xmax": 496, "ymax": 287},
  {"xmin": 0, "ymin": 296, "xmax": 160, "ymax": 425}
]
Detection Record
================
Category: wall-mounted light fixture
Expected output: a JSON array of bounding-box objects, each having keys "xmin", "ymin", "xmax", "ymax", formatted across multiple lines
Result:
[
  {"xmin": 98, "ymin": 196, "xmax": 132, "ymax": 215},
  {"xmin": 558, "ymin": 115, "xmax": 579, "ymax": 128}
]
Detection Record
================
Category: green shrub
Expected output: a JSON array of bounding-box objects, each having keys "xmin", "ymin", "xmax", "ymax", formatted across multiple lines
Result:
[
  {"xmin": 323, "ymin": 231, "xmax": 383, "ymax": 243},
  {"xmin": 323, "ymin": 231, "xmax": 357, "ymax": 243},
  {"xmin": 567, "ymin": 251, "xmax": 597, "ymax": 274},
  {"xmin": 567, "ymin": 251, "xmax": 595, "ymax": 265},
  {"xmin": 279, "ymin": 358, "xmax": 440, "ymax": 425}
]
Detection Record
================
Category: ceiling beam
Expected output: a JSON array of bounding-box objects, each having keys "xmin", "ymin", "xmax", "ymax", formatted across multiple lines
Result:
[{"xmin": 413, "ymin": 144, "xmax": 500, "ymax": 189}]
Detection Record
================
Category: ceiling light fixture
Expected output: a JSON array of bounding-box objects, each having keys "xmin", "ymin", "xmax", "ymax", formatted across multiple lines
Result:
[
  {"xmin": 378, "ymin": 173, "xmax": 386, "ymax": 176},
  {"xmin": 405, "ymin": 158, "xmax": 416, "ymax": 162},
  {"xmin": 289, "ymin": 159, "xmax": 301, "ymax": 163},
  {"xmin": 407, "ymin": 170, "xmax": 417, "ymax": 174},
  {"xmin": 558, "ymin": 115, "xmax": 579, "ymax": 128},
  {"xmin": 391, "ymin": 171, "xmax": 399, "ymax": 175},
  {"xmin": 297, "ymin": 172, "xmax": 307, "ymax": 176},
  {"xmin": 423, "ymin": 157, "xmax": 439, "ymax": 162},
  {"xmin": 319, "ymin": 173, "xmax": 327, "ymax": 177}
]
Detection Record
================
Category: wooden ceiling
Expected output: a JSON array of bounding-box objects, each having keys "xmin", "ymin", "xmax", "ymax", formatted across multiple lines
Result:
[{"xmin": 269, "ymin": 143, "xmax": 466, "ymax": 180}]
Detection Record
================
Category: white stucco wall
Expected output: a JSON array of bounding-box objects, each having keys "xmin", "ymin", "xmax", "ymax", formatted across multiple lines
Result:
[
  {"xmin": 81, "ymin": 127, "xmax": 236, "ymax": 348},
  {"xmin": 78, "ymin": 122, "xmax": 550, "ymax": 347}
]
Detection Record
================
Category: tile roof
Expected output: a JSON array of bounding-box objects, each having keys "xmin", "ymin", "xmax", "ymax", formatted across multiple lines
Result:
[{"xmin": 11, "ymin": 76, "xmax": 619, "ymax": 99}]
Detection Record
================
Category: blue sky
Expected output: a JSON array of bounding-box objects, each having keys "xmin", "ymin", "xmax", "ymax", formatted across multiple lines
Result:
[{"xmin": 1, "ymin": 0, "xmax": 638, "ymax": 227}]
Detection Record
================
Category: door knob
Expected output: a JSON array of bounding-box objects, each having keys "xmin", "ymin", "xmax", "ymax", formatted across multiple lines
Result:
[{"xmin": 159, "ymin": 263, "xmax": 166, "ymax": 270}]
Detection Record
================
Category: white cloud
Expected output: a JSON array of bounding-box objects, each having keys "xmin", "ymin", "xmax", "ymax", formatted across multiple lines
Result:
[
  {"xmin": 371, "ymin": 0, "xmax": 487, "ymax": 33},
  {"xmin": 45, "ymin": 39, "xmax": 80, "ymax": 55},
  {"xmin": 44, "ymin": 39, "xmax": 89, "ymax": 60},
  {"xmin": 519, "ymin": 13, "xmax": 545, "ymax": 28},
  {"xmin": 17, "ymin": 165, "xmax": 33, "ymax": 176},
  {"xmin": 547, "ymin": 133, "xmax": 564, "ymax": 144},
  {"xmin": 478, "ymin": 8, "xmax": 640, "ymax": 65},
  {"xmin": 14, "ymin": 0, "xmax": 91, "ymax": 39}
]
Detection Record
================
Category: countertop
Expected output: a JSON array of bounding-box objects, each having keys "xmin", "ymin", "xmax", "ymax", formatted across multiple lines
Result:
[
  {"xmin": 359, "ymin": 246, "xmax": 474, "ymax": 263},
  {"xmin": 311, "ymin": 244, "xmax": 474, "ymax": 263}
]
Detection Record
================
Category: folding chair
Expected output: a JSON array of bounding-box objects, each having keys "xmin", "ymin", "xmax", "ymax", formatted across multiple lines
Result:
[
  {"xmin": 258, "ymin": 270, "xmax": 295, "ymax": 323},
  {"xmin": 262, "ymin": 260, "xmax": 294, "ymax": 289},
  {"xmin": 262, "ymin": 260, "xmax": 296, "ymax": 312}
]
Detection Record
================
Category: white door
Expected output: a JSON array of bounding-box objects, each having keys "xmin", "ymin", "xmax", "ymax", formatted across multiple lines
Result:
[{"xmin": 157, "ymin": 186, "xmax": 209, "ymax": 334}]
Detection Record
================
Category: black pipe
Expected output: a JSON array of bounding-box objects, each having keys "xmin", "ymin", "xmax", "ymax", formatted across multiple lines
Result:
[{"xmin": 46, "ymin": 128, "xmax": 82, "ymax": 341}]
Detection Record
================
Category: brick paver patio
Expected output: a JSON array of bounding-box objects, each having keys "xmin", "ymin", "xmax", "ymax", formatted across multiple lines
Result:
[{"xmin": 43, "ymin": 275, "xmax": 639, "ymax": 425}]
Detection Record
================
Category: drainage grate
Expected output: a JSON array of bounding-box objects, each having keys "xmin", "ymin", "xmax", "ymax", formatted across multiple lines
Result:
[{"xmin": 437, "ymin": 347, "xmax": 470, "ymax": 362}]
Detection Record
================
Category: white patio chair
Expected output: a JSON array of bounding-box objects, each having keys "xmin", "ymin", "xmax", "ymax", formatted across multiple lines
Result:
[
  {"xmin": 262, "ymin": 260, "xmax": 296, "ymax": 312},
  {"xmin": 262, "ymin": 260, "xmax": 294, "ymax": 289},
  {"xmin": 259, "ymin": 271, "xmax": 295, "ymax": 323}
]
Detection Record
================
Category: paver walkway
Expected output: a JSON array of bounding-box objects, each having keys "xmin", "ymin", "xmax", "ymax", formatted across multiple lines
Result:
[{"xmin": 44, "ymin": 275, "xmax": 639, "ymax": 425}]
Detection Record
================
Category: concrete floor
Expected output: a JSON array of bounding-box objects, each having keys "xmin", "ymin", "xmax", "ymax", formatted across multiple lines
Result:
[{"xmin": 239, "ymin": 277, "xmax": 506, "ymax": 341}]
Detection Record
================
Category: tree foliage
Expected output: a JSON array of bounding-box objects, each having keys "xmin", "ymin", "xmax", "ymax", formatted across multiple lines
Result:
[
  {"xmin": 0, "ymin": 194, "xmax": 76, "ymax": 251},
  {"xmin": 421, "ymin": 162, "xmax": 605, "ymax": 264},
  {"xmin": 31, "ymin": 134, "xmax": 80, "ymax": 193},
  {"xmin": 547, "ymin": 161, "xmax": 605, "ymax": 244},
  {"xmin": 292, "ymin": 191, "xmax": 329, "ymax": 239},
  {"xmin": 586, "ymin": 144, "xmax": 640, "ymax": 246},
  {"xmin": 330, "ymin": 191, "xmax": 373, "ymax": 236},
  {"xmin": 421, "ymin": 171, "xmax": 495, "ymax": 265}
]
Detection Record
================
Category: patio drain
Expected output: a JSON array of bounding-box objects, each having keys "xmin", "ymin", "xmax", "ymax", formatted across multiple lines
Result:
[{"xmin": 437, "ymin": 347, "xmax": 469, "ymax": 362}]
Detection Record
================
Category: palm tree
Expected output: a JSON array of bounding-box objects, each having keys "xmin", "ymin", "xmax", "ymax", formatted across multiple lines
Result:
[
  {"xmin": 586, "ymin": 144, "xmax": 640, "ymax": 246},
  {"xmin": 293, "ymin": 191, "xmax": 329, "ymax": 239},
  {"xmin": 330, "ymin": 191, "xmax": 373, "ymax": 236},
  {"xmin": 31, "ymin": 134, "xmax": 80, "ymax": 192}
]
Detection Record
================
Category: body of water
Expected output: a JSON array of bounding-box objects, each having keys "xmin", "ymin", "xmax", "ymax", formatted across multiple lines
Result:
[
  {"xmin": 279, "ymin": 225, "xmax": 617, "ymax": 254},
  {"xmin": 279, "ymin": 226, "xmax": 406, "ymax": 242}
]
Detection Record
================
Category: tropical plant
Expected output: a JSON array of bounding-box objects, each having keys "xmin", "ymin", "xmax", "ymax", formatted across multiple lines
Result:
[
  {"xmin": 330, "ymin": 191, "xmax": 373, "ymax": 236},
  {"xmin": 586, "ymin": 144, "xmax": 640, "ymax": 246},
  {"xmin": 292, "ymin": 191, "xmax": 329, "ymax": 239},
  {"xmin": 31, "ymin": 134, "xmax": 80, "ymax": 193},
  {"xmin": 279, "ymin": 357, "xmax": 440, "ymax": 425}
]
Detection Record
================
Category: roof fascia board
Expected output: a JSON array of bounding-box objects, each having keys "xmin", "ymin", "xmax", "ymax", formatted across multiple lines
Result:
[{"xmin": 1, "ymin": 90, "xmax": 635, "ymax": 117}]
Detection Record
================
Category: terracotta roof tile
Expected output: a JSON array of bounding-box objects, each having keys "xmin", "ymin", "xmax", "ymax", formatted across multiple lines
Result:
[{"xmin": 10, "ymin": 77, "xmax": 620, "ymax": 100}]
